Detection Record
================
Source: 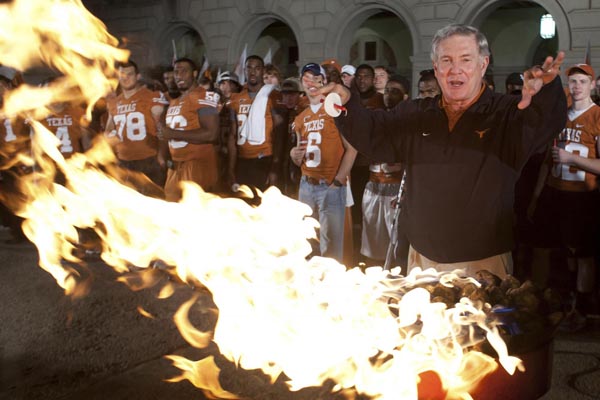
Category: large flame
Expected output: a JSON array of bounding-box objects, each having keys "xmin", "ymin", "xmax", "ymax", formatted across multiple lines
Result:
[
  {"xmin": 0, "ymin": 0, "xmax": 127, "ymax": 120},
  {"xmin": 0, "ymin": 1, "xmax": 523, "ymax": 399}
]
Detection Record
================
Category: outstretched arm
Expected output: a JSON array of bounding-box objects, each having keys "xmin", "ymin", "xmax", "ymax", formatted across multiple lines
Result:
[
  {"xmin": 323, "ymin": 82, "xmax": 399, "ymax": 164},
  {"xmin": 320, "ymin": 82, "xmax": 351, "ymax": 105}
]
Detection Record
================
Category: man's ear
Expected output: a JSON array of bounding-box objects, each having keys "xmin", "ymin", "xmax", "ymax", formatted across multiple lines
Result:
[
  {"xmin": 481, "ymin": 56, "xmax": 490, "ymax": 77},
  {"xmin": 193, "ymin": 70, "xmax": 198, "ymax": 80}
]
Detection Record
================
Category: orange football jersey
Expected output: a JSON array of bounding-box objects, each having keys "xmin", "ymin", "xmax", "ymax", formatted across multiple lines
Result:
[
  {"xmin": 547, "ymin": 104, "xmax": 600, "ymax": 192},
  {"xmin": 270, "ymin": 89, "xmax": 284, "ymax": 109},
  {"xmin": 294, "ymin": 104, "xmax": 344, "ymax": 183},
  {"xmin": 165, "ymin": 86, "xmax": 219, "ymax": 162},
  {"xmin": 229, "ymin": 88, "xmax": 278, "ymax": 159},
  {"xmin": 107, "ymin": 87, "xmax": 168, "ymax": 161},
  {"xmin": 39, "ymin": 105, "xmax": 86, "ymax": 158}
]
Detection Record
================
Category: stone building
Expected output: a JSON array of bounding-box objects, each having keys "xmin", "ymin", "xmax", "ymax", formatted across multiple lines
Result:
[{"xmin": 83, "ymin": 0, "xmax": 599, "ymax": 94}]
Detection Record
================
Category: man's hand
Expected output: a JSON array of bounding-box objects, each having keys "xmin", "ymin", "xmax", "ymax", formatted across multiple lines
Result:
[
  {"xmin": 319, "ymin": 82, "xmax": 351, "ymax": 105},
  {"xmin": 104, "ymin": 131, "xmax": 120, "ymax": 147},
  {"xmin": 526, "ymin": 198, "xmax": 538, "ymax": 222},
  {"xmin": 161, "ymin": 127, "xmax": 176, "ymax": 140},
  {"xmin": 290, "ymin": 144, "xmax": 306, "ymax": 167},
  {"xmin": 518, "ymin": 51, "xmax": 565, "ymax": 110},
  {"xmin": 266, "ymin": 171, "xmax": 278, "ymax": 187},
  {"xmin": 157, "ymin": 152, "xmax": 167, "ymax": 169},
  {"xmin": 552, "ymin": 145, "xmax": 572, "ymax": 164},
  {"xmin": 226, "ymin": 171, "xmax": 236, "ymax": 189}
]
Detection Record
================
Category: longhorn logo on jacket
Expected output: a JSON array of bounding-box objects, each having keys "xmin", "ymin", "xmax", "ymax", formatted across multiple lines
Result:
[{"xmin": 475, "ymin": 128, "xmax": 490, "ymax": 139}]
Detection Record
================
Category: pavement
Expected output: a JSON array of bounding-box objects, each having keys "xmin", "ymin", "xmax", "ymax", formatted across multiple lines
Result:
[
  {"xmin": 1, "ymin": 227, "xmax": 599, "ymax": 400},
  {"xmin": 541, "ymin": 325, "xmax": 600, "ymax": 400}
]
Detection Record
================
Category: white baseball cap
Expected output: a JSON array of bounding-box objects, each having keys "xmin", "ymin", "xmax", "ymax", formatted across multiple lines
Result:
[
  {"xmin": 341, "ymin": 64, "xmax": 356, "ymax": 76},
  {"xmin": 217, "ymin": 71, "xmax": 239, "ymax": 84}
]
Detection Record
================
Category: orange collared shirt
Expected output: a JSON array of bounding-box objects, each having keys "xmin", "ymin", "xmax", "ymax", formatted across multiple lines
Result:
[{"xmin": 441, "ymin": 83, "xmax": 486, "ymax": 132}]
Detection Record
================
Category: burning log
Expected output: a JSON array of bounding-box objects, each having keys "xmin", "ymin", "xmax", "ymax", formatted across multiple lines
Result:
[{"xmin": 390, "ymin": 269, "xmax": 562, "ymax": 400}]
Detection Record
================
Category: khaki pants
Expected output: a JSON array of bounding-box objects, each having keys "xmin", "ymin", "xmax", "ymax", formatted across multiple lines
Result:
[{"xmin": 407, "ymin": 246, "xmax": 513, "ymax": 278}]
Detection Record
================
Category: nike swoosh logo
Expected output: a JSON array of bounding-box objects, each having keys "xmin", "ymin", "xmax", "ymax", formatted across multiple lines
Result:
[
  {"xmin": 575, "ymin": 124, "xmax": 584, "ymax": 128},
  {"xmin": 422, "ymin": 132, "xmax": 431, "ymax": 137}
]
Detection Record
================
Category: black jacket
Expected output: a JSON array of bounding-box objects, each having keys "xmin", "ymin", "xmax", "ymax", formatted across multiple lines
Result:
[{"xmin": 336, "ymin": 77, "xmax": 567, "ymax": 263}]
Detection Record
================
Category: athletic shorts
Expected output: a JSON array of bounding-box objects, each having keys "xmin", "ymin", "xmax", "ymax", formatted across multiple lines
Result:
[{"xmin": 360, "ymin": 181, "xmax": 400, "ymax": 260}]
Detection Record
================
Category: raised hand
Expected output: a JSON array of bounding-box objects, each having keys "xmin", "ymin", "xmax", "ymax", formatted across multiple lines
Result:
[{"xmin": 518, "ymin": 51, "xmax": 565, "ymax": 110}]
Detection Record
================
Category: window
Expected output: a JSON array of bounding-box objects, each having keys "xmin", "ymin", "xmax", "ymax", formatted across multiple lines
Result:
[
  {"xmin": 364, "ymin": 41, "xmax": 377, "ymax": 61},
  {"xmin": 288, "ymin": 46, "xmax": 298, "ymax": 64}
]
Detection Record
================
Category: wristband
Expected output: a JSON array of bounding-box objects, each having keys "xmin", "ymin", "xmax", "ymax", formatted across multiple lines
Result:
[{"xmin": 332, "ymin": 179, "xmax": 343, "ymax": 187}]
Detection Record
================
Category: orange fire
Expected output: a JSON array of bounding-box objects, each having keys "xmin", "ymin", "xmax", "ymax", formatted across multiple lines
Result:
[{"xmin": 0, "ymin": 1, "xmax": 523, "ymax": 399}]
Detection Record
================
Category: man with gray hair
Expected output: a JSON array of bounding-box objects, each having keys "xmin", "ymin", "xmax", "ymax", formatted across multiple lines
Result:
[{"xmin": 323, "ymin": 24, "xmax": 567, "ymax": 277}]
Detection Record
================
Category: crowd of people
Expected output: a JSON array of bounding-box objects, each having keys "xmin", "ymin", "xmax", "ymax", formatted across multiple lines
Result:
[{"xmin": 1, "ymin": 23, "xmax": 599, "ymax": 328}]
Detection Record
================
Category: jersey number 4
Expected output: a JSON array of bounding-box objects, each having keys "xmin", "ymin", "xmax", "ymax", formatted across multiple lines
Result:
[
  {"xmin": 55, "ymin": 126, "xmax": 73, "ymax": 153},
  {"xmin": 3, "ymin": 119, "xmax": 16, "ymax": 142}
]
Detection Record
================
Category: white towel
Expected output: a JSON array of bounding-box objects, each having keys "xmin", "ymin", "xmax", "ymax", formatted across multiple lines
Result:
[
  {"xmin": 237, "ymin": 84, "xmax": 276, "ymax": 145},
  {"xmin": 346, "ymin": 179, "xmax": 354, "ymax": 207}
]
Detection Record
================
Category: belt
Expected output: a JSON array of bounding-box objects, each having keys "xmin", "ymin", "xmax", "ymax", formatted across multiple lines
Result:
[
  {"xmin": 369, "ymin": 163, "xmax": 403, "ymax": 173},
  {"xmin": 369, "ymin": 171, "xmax": 403, "ymax": 184},
  {"xmin": 304, "ymin": 176, "xmax": 328, "ymax": 185}
]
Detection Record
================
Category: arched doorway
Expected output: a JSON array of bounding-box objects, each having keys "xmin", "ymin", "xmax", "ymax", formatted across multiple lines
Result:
[
  {"xmin": 479, "ymin": 1, "xmax": 559, "ymax": 93},
  {"xmin": 254, "ymin": 21, "xmax": 299, "ymax": 78},
  {"xmin": 161, "ymin": 25, "xmax": 205, "ymax": 69},
  {"xmin": 350, "ymin": 10, "xmax": 412, "ymax": 77}
]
